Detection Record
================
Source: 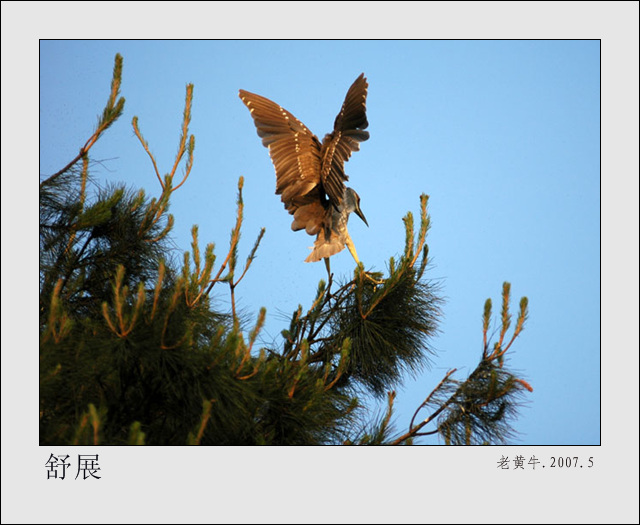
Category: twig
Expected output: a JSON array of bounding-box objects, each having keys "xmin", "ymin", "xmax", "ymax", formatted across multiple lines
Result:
[{"xmin": 390, "ymin": 368, "xmax": 457, "ymax": 446}]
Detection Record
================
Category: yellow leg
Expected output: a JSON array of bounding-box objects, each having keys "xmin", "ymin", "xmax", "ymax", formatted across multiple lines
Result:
[
  {"xmin": 324, "ymin": 257, "xmax": 331, "ymax": 279},
  {"xmin": 345, "ymin": 235, "xmax": 383, "ymax": 285},
  {"xmin": 345, "ymin": 236, "xmax": 360, "ymax": 265}
]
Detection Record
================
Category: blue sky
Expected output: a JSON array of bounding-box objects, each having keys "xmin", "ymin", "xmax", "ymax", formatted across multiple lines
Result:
[{"xmin": 39, "ymin": 39, "xmax": 601, "ymax": 445}]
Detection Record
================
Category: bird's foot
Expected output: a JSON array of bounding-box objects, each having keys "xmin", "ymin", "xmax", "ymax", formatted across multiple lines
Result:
[
  {"xmin": 362, "ymin": 271, "xmax": 385, "ymax": 286},
  {"xmin": 353, "ymin": 265, "xmax": 385, "ymax": 286}
]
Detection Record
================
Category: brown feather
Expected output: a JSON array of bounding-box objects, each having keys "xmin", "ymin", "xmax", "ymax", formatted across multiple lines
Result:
[
  {"xmin": 320, "ymin": 74, "xmax": 370, "ymax": 208},
  {"xmin": 304, "ymin": 229, "xmax": 345, "ymax": 262}
]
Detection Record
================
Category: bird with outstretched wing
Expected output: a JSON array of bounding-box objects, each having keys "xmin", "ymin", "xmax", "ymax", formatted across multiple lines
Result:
[{"xmin": 239, "ymin": 74, "xmax": 370, "ymax": 269}]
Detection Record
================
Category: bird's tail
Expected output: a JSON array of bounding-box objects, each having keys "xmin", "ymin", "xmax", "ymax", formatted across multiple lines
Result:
[{"xmin": 305, "ymin": 230, "xmax": 345, "ymax": 262}]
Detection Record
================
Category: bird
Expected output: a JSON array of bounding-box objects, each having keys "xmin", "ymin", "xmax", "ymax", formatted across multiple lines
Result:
[{"xmin": 238, "ymin": 74, "xmax": 370, "ymax": 274}]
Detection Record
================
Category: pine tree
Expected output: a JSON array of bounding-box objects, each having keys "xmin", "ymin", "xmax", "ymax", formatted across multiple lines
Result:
[{"xmin": 40, "ymin": 54, "xmax": 532, "ymax": 446}]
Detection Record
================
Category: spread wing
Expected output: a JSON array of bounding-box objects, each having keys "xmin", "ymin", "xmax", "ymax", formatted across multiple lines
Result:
[
  {"xmin": 320, "ymin": 73, "xmax": 370, "ymax": 208},
  {"xmin": 238, "ymin": 90, "xmax": 323, "ymax": 213}
]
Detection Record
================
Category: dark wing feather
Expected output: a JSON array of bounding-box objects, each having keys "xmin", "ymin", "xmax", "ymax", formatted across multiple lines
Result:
[
  {"xmin": 238, "ymin": 90, "xmax": 322, "ymax": 213},
  {"xmin": 320, "ymin": 74, "xmax": 370, "ymax": 208}
]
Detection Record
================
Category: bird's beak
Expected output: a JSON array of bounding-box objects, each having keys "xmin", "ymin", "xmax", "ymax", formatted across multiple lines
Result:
[{"xmin": 355, "ymin": 204, "xmax": 369, "ymax": 227}]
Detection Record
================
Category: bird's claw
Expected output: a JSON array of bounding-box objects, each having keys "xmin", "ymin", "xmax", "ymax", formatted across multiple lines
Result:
[
  {"xmin": 357, "ymin": 270, "xmax": 384, "ymax": 286},
  {"xmin": 364, "ymin": 271, "xmax": 384, "ymax": 285}
]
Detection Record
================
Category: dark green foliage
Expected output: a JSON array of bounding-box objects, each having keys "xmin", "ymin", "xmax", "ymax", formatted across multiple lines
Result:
[
  {"xmin": 437, "ymin": 360, "xmax": 531, "ymax": 445},
  {"xmin": 344, "ymin": 392, "xmax": 399, "ymax": 445},
  {"xmin": 386, "ymin": 283, "xmax": 532, "ymax": 445},
  {"xmin": 40, "ymin": 54, "xmax": 531, "ymax": 446},
  {"xmin": 432, "ymin": 285, "xmax": 532, "ymax": 445},
  {"xmin": 331, "ymin": 266, "xmax": 441, "ymax": 396}
]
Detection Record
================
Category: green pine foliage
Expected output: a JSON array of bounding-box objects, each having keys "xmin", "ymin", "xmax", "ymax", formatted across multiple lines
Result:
[{"xmin": 40, "ymin": 54, "xmax": 532, "ymax": 445}]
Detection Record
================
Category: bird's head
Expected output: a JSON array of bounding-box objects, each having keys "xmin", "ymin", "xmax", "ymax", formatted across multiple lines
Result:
[{"xmin": 345, "ymin": 187, "xmax": 368, "ymax": 227}]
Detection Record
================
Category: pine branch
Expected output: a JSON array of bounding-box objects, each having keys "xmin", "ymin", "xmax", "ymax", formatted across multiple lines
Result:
[
  {"xmin": 41, "ymin": 54, "xmax": 125, "ymax": 188},
  {"xmin": 392, "ymin": 283, "xmax": 531, "ymax": 445},
  {"xmin": 389, "ymin": 369, "xmax": 458, "ymax": 445}
]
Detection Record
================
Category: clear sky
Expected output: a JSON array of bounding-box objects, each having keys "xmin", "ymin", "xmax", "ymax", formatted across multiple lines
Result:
[
  {"xmin": 38, "ymin": 38, "xmax": 601, "ymax": 445},
  {"xmin": 3, "ymin": 2, "xmax": 639, "ymax": 524}
]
